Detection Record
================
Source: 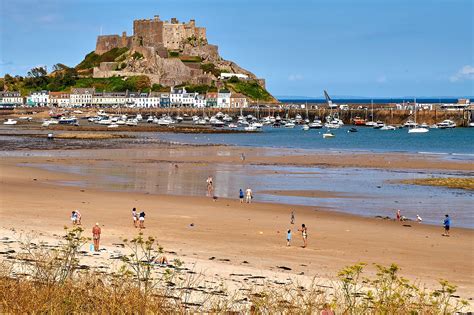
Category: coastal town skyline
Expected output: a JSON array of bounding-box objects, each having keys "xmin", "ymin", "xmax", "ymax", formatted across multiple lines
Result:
[{"xmin": 1, "ymin": 0, "xmax": 473, "ymax": 97}]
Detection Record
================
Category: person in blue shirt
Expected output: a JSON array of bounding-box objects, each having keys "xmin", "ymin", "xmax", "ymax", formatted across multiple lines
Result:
[
  {"xmin": 239, "ymin": 189, "xmax": 244, "ymax": 203},
  {"xmin": 443, "ymin": 214, "xmax": 451, "ymax": 236},
  {"xmin": 286, "ymin": 229, "xmax": 292, "ymax": 246}
]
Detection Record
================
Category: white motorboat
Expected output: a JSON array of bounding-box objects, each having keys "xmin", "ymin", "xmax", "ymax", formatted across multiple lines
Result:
[
  {"xmin": 98, "ymin": 119, "xmax": 112, "ymax": 125},
  {"xmin": 147, "ymin": 116, "xmax": 154, "ymax": 123},
  {"xmin": 228, "ymin": 123, "xmax": 238, "ymax": 129},
  {"xmin": 136, "ymin": 114, "xmax": 143, "ymax": 121},
  {"xmin": 284, "ymin": 122, "xmax": 296, "ymax": 128},
  {"xmin": 365, "ymin": 121, "xmax": 377, "ymax": 127},
  {"xmin": 251, "ymin": 122, "xmax": 263, "ymax": 128},
  {"xmin": 324, "ymin": 122, "xmax": 340, "ymax": 129},
  {"xmin": 408, "ymin": 127, "xmax": 429, "ymax": 133},
  {"xmin": 302, "ymin": 124, "xmax": 310, "ymax": 131},
  {"xmin": 157, "ymin": 117, "xmax": 174, "ymax": 126},
  {"xmin": 3, "ymin": 119, "xmax": 17, "ymax": 125},
  {"xmin": 380, "ymin": 125, "xmax": 396, "ymax": 130},
  {"xmin": 469, "ymin": 122, "xmax": 474, "ymax": 127},
  {"xmin": 107, "ymin": 123, "xmax": 119, "ymax": 128},
  {"xmin": 58, "ymin": 116, "xmax": 77, "ymax": 125},
  {"xmin": 210, "ymin": 118, "xmax": 225, "ymax": 127},
  {"xmin": 429, "ymin": 124, "xmax": 438, "ymax": 129},
  {"xmin": 126, "ymin": 119, "xmax": 138, "ymax": 126},
  {"xmin": 116, "ymin": 120, "xmax": 126, "ymax": 125},
  {"xmin": 323, "ymin": 132, "xmax": 335, "ymax": 138},
  {"xmin": 175, "ymin": 115, "xmax": 184, "ymax": 123},
  {"xmin": 244, "ymin": 125, "xmax": 257, "ymax": 131},
  {"xmin": 420, "ymin": 123, "xmax": 429, "ymax": 128},
  {"xmin": 195, "ymin": 119, "xmax": 207, "ymax": 125},
  {"xmin": 373, "ymin": 121, "xmax": 385, "ymax": 129},
  {"xmin": 437, "ymin": 120, "xmax": 456, "ymax": 129},
  {"xmin": 403, "ymin": 120, "xmax": 418, "ymax": 128},
  {"xmin": 18, "ymin": 116, "xmax": 32, "ymax": 121},
  {"xmin": 223, "ymin": 114, "xmax": 233, "ymax": 122}
]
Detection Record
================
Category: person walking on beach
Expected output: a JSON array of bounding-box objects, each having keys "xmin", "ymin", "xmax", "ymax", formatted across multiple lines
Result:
[
  {"xmin": 290, "ymin": 210, "xmax": 295, "ymax": 224},
  {"xmin": 416, "ymin": 214, "xmax": 423, "ymax": 223},
  {"xmin": 139, "ymin": 211, "xmax": 146, "ymax": 229},
  {"xmin": 132, "ymin": 207, "xmax": 138, "ymax": 228},
  {"xmin": 92, "ymin": 223, "xmax": 101, "ymax": 252},
  {"xmin": 396, "ymin": 209, "xmax": 401, "ymax": 221},
  {"xmin": 241, "ymin": 153, "xmax": 246, "ymax": 161},
  {"xmin": 443, "ymin": 214, "xmax": 451, "ymax": 236},
  {"xmin": 245, "ymin": 187, "xmax": 253, "ymax": 203},
  {"xmin": 206, "ymin": 176, "xmax": 213, "ymax": 197},
  {"xmin": 75, "ymin": 210, "xmax": 82, "ymax": 225},
  {"xmin": 239, "ymin": 189, "xmax": 244, "ymax": 203},
  {"xmin": 71, "ymin": 211, "xmax": 78, "ymax": 225},
  {"xmin": 286, "ymin": 229, "xmax": 292, "ymax": 246},
  {"xmin": 298, "ymin": 224, "xmax": 308, "ymax": 248}
]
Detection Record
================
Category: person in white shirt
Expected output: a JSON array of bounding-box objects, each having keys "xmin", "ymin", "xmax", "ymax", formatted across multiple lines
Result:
[{"xmin": 245, "ymin": 187, "xmax": 252, "ymax": 203}]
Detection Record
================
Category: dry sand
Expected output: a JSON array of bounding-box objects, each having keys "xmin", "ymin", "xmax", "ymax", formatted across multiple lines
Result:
[{"xmin": 1, "ymin": 153, "xmax": 473, "ymax": 300}]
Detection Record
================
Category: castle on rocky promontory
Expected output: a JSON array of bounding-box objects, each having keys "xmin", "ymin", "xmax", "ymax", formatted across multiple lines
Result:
[
  {"xmin": 96, "ymin": 15, "xmax": 207, "ymax": 55},
  {"xmin": 90, "ymin": 15, "xmax": 267, "ymax": 90}
]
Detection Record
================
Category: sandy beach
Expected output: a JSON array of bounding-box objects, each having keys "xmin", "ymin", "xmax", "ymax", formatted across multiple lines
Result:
[{"xmin": 1, "ymin": 145, "xmax": 473, "ymax": 301}]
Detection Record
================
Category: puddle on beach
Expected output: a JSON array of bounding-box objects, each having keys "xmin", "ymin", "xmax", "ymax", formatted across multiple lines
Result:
[{"xmin": 21, "ymin": 160, "xmax": 474, "ymax": 228}]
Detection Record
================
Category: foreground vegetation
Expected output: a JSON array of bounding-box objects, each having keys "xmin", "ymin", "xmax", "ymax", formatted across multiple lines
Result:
[
  {"xmin": 401, "ymin": 177, "xmax": 474, "ymax": 190},
  {"xmin": 0, "ymin": 228, "xmax": 468, "ymax": 313}
]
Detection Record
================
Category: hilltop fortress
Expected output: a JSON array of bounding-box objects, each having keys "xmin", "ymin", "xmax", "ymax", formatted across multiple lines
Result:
[
  {"xmin": 91, "ymin": 15, "xmax": 267, "ymax": 89},
  {"xmin": 95, "ymin": 15, "xmax": 207, "ymax": 54}
]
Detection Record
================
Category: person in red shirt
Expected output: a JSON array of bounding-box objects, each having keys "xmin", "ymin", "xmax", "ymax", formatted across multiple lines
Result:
[{"xmin": 92, "ymin": 223, "xmax": 101, "ymax": 251}]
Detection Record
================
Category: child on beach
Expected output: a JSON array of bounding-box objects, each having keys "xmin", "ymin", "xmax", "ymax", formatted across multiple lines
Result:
[
  {"xmin": 139, "ymin": 211, "xmax": 146, "ymax": 229},
  {"xmin": 286, "ymin": 229, "xmax": 292, "ymax": 246},
  {"xmin": 71, "ymin": 211, "xmax": 78, "ymax": 225},
  {"xmin": 290, "ymin": 210, "xmax": 295, "ymax": 224},
  {"xmin": 92, "ymin": 223, "xmax": 101, "ymax": 252},
  {"xmin": 298, "ymin": 224, "xmax": 308, "ymax": 248},
  {"xmin": 443, "ymin": 214, "xmax": 451, "ymax": 236},
  {"xmin": 132, "ymin": 208, "xmax": 138, "ymax": 228},
  {"xmin": 239, "ymin": 189, "xmax": 244, "ymax": 203},
  {"xmin": 206, "ymin": 176, "xmax": 213, "ymax": 197}
]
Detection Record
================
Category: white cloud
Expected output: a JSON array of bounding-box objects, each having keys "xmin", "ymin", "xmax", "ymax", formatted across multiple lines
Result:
[
  {"xmin": 288, "ymin": 74, "xmax": 304, "ymax": 81},
  {"xmin": 376, "ymin": 75, "xmax": 387, "ymax": 83},
  {"xmin": 450, "ymin": 65, "xmax": 474, "ymax": 82}
]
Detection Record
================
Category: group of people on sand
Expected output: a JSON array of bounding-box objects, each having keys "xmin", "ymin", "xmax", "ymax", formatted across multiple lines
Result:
[
  {"xmin": 396, "ymin": 209, "xmax": 452, "ymax": 236},
  {"xmin": 131, "ymin": 207, "xmax": 146, "ymax": 229},
  {"xmin": 239, "ymin": 187, "xmax": 253, "ymax": 203},
  {"xmin": 286, "ymin": 210, "xmax": 308, "ymax": 248}
]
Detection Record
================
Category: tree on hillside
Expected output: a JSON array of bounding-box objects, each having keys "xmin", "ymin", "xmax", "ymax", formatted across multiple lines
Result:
[{"xmin": 24, "ymin": 66, "xmax": 49, "ymax": 89}]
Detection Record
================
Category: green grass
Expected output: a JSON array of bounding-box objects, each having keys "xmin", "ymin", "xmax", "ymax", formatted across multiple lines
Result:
[
  {"xmin": 179, "ymin": 55, "xmax": 202, "ymax": 63},
  {"xmin": 76, "ymin": 47, "xmax": 129, "ymax": 70},
  {"xmin": 73, "ymin": 76, "xmax": 150, "ymax": 92},
  {"xmin": 227, "ymin": 80, "xmax": 273, "ymax": 102}
]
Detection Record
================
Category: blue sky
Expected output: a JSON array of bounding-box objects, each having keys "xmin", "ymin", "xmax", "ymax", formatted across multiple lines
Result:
[{"xmin": 0, "ymin": 0, "xmax": 472, "ymax": 97}]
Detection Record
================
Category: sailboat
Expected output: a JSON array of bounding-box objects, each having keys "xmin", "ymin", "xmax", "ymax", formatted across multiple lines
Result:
[
  {"xmin": 365, "ymin": 100, "xmax": 376, "ymax": 127},
  {"xmin": 408, "ymin": 98, "xmax": 429, "ymax": 133}
]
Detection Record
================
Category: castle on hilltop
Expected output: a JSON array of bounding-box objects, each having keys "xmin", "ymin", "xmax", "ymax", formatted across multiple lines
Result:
[{"xmin": 95, "ymin": 15, "xmax": 207, "ymax": 54}]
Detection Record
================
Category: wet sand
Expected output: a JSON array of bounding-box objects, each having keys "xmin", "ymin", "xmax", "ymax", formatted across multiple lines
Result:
[
  {"xmin": 1, "ymin": 154, "xmax": 473, "ymax": 299},
  {"xmin": 258, "ymin": 189, "xmax": 364, "ymax": 199}
]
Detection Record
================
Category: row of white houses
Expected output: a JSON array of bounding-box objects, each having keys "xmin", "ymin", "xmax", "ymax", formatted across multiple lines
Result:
[{"xmin": 0, "ymin": 88, "xmax": 248, "ymax": 108}]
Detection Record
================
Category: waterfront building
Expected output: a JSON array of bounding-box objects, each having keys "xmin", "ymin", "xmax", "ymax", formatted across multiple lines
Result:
[
  {"xmin": 205, "ymin": 92, "xmax": 217, "ymax": 107},
  {"xmin": 217, "ymin": 89, "xmax": 231, "ymax": 108},
  {"xmin": 159, "ymin": 93, "xmax": 170, "ymax": 108},
  {"xmin": 70, "ymin": 88, "xmax": 95, "ymax": 107},
  {"xmin": 194, "ymin": 94, "xmax": 206, "ymax": 108},
  {"xmin": 147, "ymin": 92, "xmax": 161, "ymax": 108},
  {"xmin": 48, "ymin": 92, "xmax": 70, "ymax": 107},
  {"xmin": 182, "ymin": 92, "xmax": 198, "ymax": 107},
  {"xmin": 170, "ymin": 87, "xmax": 186, "ymax": 106},
  {"xmin": 126, "ymin": 91, "xmax": 154, "ymax": 108},
  {"xmin": 0, "ymin": 91, "xmax": 23, "ymax": 105},
  {"xmin": 230, "ymin": 93, "xmax": 248, "ymax": 108},
  {"xmin": 26, "ymin": 90, "xmax": 49, "ymax": 106},
  {"xmin": 92, "ymin": 92, "xmax": 126, "ymax": 106}
]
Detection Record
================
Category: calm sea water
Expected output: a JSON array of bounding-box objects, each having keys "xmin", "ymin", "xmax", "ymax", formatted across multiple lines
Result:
[
  {"xmin": 153, "ymin": 126, "xmax": 474, "ymax": 157},
  {"xmin": 279, "ymin": 98, "xmax": 461, "ymax": 104}
]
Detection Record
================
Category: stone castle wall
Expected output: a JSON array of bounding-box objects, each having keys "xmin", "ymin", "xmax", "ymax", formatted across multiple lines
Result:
[
  {"xmin": 95, "ymin": 15, "xmax": 207, "ymax": 54},
  {"xmin": 96, "ymin": 32, "xmax": 132, "ymax": 55}
]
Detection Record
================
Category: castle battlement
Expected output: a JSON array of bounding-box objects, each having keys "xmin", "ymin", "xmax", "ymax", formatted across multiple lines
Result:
[{"xmin": 96, "ymin": 15, "xmax": 207, "ymax": 54}]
